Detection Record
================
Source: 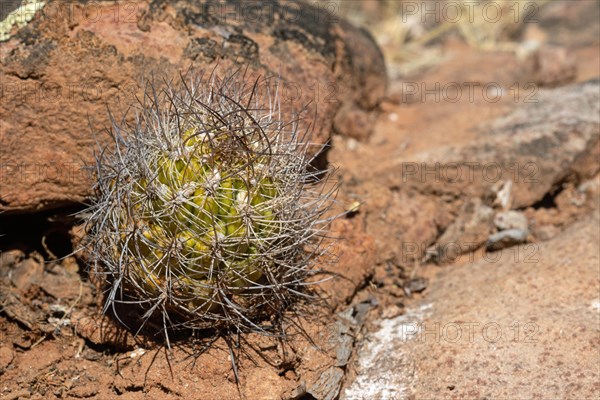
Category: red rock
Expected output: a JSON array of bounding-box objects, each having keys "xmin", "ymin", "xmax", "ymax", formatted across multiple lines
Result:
[
  {"xmin": 346, "ymin": 208, "xmax": 600, "ymax": 399},
  {"xmin": 0, "ymin": 0, "xmax": 386, "ymax": 213}
]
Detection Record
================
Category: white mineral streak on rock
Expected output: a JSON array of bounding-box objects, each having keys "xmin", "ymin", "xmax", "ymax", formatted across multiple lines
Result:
[{"xmin": 343, "ymin": 303, "xmax": 433, "ymax": 400}]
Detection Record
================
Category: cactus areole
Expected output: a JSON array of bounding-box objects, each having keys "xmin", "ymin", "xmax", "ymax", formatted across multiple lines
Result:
[{"xmin": 83, "ymin": 70, "xmax": 337, "ymax": 333}]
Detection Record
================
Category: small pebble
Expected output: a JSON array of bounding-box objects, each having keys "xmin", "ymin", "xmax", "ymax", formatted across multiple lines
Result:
[
  {"xmin": 129, "ymin": 348, "xmax": 146, "ymax": 359},
  {"xmin": 494, "ymin": 211, "xmax": 529, "ymax": 231},
  {"xmin": 486, "ymin": 229, "xmax": 528, "ymax": 251},
  {"xmin": 346, "ymin": 138, "xmax": 359, "ymax": 151}
]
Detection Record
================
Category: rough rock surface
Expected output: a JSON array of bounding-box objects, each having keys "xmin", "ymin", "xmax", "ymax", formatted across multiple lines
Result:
[
  {"xmin": 345, "ymin": 209, "xmax": 600, "ymax": 400},
  {"xmin": 388, "ymin": 80, "xmax": 600, "ymax": 210},
  {"xmin": 332, "ymin": 35, "xmax": 599, "ymax": 395},
  {"xmin": 432, "ymin": 197, "xmax": 494, "ymax": 263},
  {"xmin": 334, "ymin": 79, "xmax": 599, "ymax": 268},
  {"xmin": 0, "ymin": 0, "xmax": 386, "ymax": 213}
]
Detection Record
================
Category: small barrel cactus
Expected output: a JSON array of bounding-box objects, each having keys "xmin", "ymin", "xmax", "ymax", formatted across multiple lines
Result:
[{"xmin": 83, "ymin": 69, "xmax": 337, "ymax": 333}]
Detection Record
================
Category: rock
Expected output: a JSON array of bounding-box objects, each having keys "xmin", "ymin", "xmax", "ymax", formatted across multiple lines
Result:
[
  {"xmin": 403, "ymin": 277, "xmax": 428, "ymax": 295},
  {"xmin": 0, "ymin": 283, "xmax": 39, "ymax": 331},
  {"xmin": 486, "ymin": 228, "xmax": 528, "ymax": 251},
  {"xmin": 536, "ymin": 0, "xmax": 600, "ymax": 47},
  {"xmin": 3, "ymin": 250, "xmax": 44, "ymax": 292},
  {"xmin": 490, "ymin": 179, "xmax": 513, "ymax": 210},
  {"xmin": 68, "ymin": 376, "xmax": 99, "ymax": 399},
  {"xmin": 380, "ymin": 304, "xmax": 404, "ymax": 320},
  {"xmin": 578, "ymin": 175, "xmax": 600, "ymax": 195},
  {"xmin": 308, "ymin": 366, "xmax": 345, "ymax": 400},
  {"xmin": 315, "ymin": 218, "xmax": 376, "ymax": 309},
  {"xmin": 284, "ymin": 382, "xmax": 308, "ymax": 400},
  {"xmin": 333, "ymin": 309, "xmax": 356, "ymax": 367},
  {"xmin": 8, "ymin": 256, "xmax": 44, "ymax": 291},
  {"xmin": 0, "ymin": 0, "xmax": 386, "ymax": 213},
  {"xmin": 333, "ymin": 103, "xmax": 376, "ymax": 140},
  {"xmin": 494, "ymin": 210, "xmax": 529, "ymax": 231},
  {"xmin": 521, "ymin": 45, "xmax": 577, "ymax": 87},
  {"xmin": 343, "ymin": 303, "xmax": 431, "ymax": 400},
  {"xmin": 73, "ymin": 314, "xmax": 137, "ymax": 351},
  {"xmin": 0, "ymin": 250, "xmax": 24, "ymax": 272},
  {"xmin": 345, "ymin": 210, "xmax": 600, "ymax": 399},
  {"xmin": 0, "ymin": 346, "xmax": 15, "ymax": 374},
  {"xmin": 349, "ymin": 182, "xmax": 441, "ymax": 267},
  {"xmin": 523, "ymin": 176, "xmax": 600, "ymax": 243},
  {"xmin": 531, "ymin": 223, "xmax": 560, "ymax": 241},
  {"xmin": 384, "ymin": 80, "xmax": 600, "ymax": 210},
  {"xmin": 431, "ymin": 198, "xmax": 494, "ymax": 263}
]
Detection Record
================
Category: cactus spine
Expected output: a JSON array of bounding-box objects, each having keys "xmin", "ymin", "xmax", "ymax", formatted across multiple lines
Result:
[{"xmin": 83, "ymin": 70, "xmax": 337, "ymax": 334}]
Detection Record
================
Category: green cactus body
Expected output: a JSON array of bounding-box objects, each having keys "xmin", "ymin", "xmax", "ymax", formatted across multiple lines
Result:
[{"xmin": 84, "ymin": 72, "xmax": 336, "ymax": 331}]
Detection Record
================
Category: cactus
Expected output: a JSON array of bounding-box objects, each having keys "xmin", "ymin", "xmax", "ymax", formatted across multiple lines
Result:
[{"xmin": 82, "ymin": 70, "xmax": 337, "ymax": 334}]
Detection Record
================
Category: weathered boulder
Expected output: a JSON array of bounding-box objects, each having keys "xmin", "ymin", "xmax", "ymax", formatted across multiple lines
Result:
[
  {"xmin": 383, "ymin": 80, "xmax": 600, "ymax": 210},
  {"xmin": 344, "ymin": 208, "xmax": 600, "ymax": 399},
  {"xmin": 0, "ymin": 0, "xmax": 386, "ymax": 212}
]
